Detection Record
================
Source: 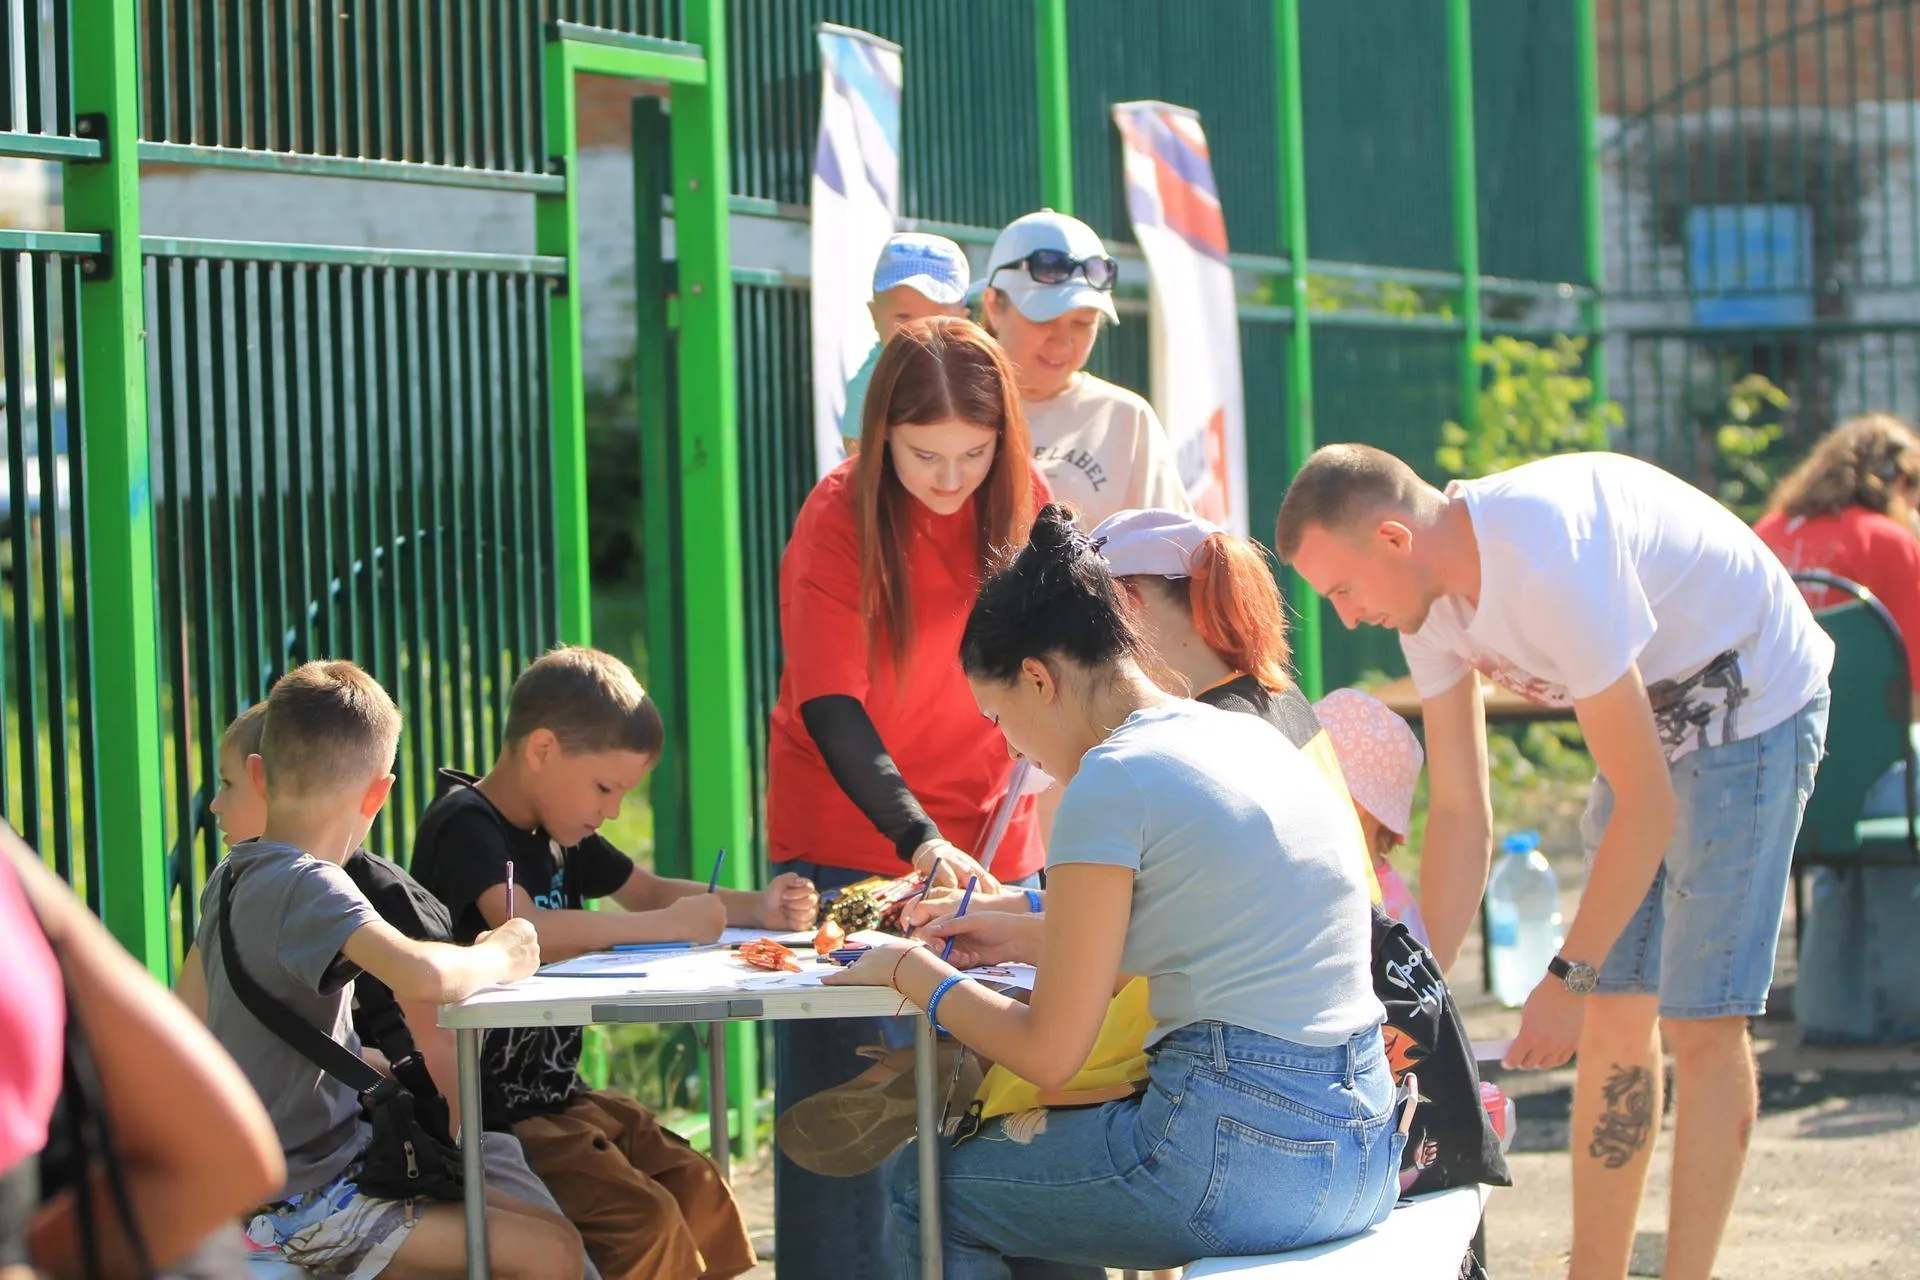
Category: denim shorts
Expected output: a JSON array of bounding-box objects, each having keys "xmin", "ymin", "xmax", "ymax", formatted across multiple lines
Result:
[
  {"xmin": 242, "ymin": 1159, "xmax": 416, "ymax": 1280},
  {"xmin": 888, "ymin": 1021, "xmax": 1401, "ymax": 1277},
  {"xmin": 1582, "ymin": 690, "xmax": 1828, "ymax": 1019}
]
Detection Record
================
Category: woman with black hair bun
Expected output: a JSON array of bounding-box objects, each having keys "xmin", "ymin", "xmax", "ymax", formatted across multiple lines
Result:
[{"xmin": 827, "ymin": 504, "xmax": 1399, "ymax": 1274}]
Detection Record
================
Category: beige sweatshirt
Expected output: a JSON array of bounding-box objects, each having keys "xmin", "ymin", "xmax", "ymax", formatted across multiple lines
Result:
[{"xmin": 1022, "ymin": 373, "xmax": 1194, "ymax": 531}]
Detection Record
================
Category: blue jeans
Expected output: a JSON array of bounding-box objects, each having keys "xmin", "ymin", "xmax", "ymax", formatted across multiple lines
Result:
[
  {"xmin": 772, "ymin": 859, "xmax": 1046, "ymax": 1280},
  {"xmin": 1583, "ymin": 691, "xmax": 1829, "ymax": 1019},
  {"xmin": 886, "ymin": 1021, "xmax": 1401, "ymax": 1278}
]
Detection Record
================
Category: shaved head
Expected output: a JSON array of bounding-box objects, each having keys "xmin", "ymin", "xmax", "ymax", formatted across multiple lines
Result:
[{"xmin": 1274, "ymin": 443, "xmax": 1434, "ymax": 562}]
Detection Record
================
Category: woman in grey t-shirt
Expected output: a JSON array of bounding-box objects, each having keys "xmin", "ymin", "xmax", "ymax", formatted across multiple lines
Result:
[{"xmin": 827, "ymin": 504, "xmax": 1395, "ymax": 1275}]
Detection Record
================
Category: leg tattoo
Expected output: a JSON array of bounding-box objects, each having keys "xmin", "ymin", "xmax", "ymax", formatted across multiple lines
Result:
[{"xmin": 1588, "ymin": 1065, "xmax": 1656, "ymax": 1169}]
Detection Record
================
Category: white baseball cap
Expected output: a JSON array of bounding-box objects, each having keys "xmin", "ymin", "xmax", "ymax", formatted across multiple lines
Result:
[
  {"xmin": 872, "ymin": 233, "xmax": 970, "ymax": 305},
  {"xmin": 983, "ymin": 209, "xmax": 1120, "ymax": 324},
  {"xmin": 1092, "ymin": 508, "xmax": 1224, "ymax": 578}
]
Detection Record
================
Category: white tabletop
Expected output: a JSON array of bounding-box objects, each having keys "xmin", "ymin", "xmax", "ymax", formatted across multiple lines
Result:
[{"xmin": 436, "ymin": 934, "xmax": 1036, "ymax": 1030}]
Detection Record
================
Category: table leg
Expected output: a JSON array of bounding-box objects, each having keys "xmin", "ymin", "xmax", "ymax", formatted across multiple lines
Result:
[
  {"xmin": 705, "ymin": 1021, "xmax": 731, "ymax": 1182},
  {"xmin": 458, "ymin": 1028, "xmax": 490, "ymax": 1280},
  {"xmin": 914, "ymin": 1012, "xmax": 943, "ymax": 1279}
]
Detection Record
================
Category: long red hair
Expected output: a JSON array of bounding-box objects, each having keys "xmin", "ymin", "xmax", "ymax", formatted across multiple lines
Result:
[
  {"xmin": 854, "ymin": 317, "xmax": 1036, "ymax": 669},
  {"xmin": 1143, "ymin": 533, "xmax": 1293, "ymax": 691}
]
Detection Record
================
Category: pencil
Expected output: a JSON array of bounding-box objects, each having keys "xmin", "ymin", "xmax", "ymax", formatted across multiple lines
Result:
[
  {"xmin": 706, "ymin": 846, "xmax": 726, "ymax": 894},
  {"xmin": 940, "ymin": 875, "xmax": 978, "ymax": 964},
  {"xmin": 904, "ymin": 856, "xmax": 944, "ymax": 938},
  {"xmin": 505, "ymin": 861, "xmax": 516, "ymax": 918}
]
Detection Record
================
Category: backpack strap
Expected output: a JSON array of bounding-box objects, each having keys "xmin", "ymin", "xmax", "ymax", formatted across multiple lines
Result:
[
  {"xmin": 215, "ymin": 866, "xmax": 392, "ymax": 1099},
  {"xmin": 352, "ymin": 982, "xmax": 441, "ymax": 1102}
]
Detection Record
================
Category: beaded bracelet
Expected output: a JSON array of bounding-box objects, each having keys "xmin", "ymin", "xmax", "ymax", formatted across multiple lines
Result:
[
  {"xmin": 926, "ymin": 974, "xmax": 970, "ymax": 1033},
  {"xmin": 1025, "ymin": 888, "xmax": 1044, "ymax": 914}
]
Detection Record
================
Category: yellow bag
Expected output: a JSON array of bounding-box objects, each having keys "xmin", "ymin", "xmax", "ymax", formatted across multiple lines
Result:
[
  {"xmin": 972, "ymin": 724, "xmax": 1380, "ymax": 1121},
  {"xmin": 975, "ymin": 977, "xmax": 1152, "ymax": 1120}
]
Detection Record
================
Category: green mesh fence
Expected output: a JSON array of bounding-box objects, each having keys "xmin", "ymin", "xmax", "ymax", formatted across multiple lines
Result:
[
  {"xmin": 1064, "ymin": 0, "xmax": 1281, "ymax": 258},
  {"xmin": 1299, "ymin": 1, "xmax": 1457, "ymax": 272},
  {"xmin": 1310, "ymin": 327, "xmax": 1464, "ymax": 689},
  {"xmin": 726, "ymin": 0, "xmax": 1042, "ymax": 227}
]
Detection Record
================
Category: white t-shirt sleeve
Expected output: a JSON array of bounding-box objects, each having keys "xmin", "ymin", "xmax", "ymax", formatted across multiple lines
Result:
[
  {"xmin": 1401, "ymin": 627, "xmax": 1470, "ymax": 699},
  {"xmin": 1518, "ymin": 526, "xmax": 1658, "ymax": 700},
  {"xmin": 1128, "ymin": 401, "xmax": 1194, "ymax": 514}
]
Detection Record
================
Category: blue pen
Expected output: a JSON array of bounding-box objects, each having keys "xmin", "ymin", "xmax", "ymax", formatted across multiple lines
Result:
[
  {"xmin": 706, "ymin": 846, "xmax": 727, "ymax": 894},
  {"xmin": 939, "ymin": 875, "xmax": 979, "ymax": 964}
]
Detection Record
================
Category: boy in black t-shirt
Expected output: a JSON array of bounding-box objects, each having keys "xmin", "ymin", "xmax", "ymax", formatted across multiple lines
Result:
[{"xmin": 411, "ymin": 646, "xmax": 818, "ymax": 1280}]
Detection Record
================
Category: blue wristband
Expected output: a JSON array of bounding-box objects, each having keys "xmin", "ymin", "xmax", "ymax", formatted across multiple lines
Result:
[
  {"xmin": 1024, "ymin": 888, "xmax": 1044, "ymax": 914},
  {"xmin": 926, "ymin": 974, "xmax": 970, "ymax": 1033}
]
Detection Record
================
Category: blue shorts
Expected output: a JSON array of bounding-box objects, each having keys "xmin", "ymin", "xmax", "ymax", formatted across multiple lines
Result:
[{"xmin": 1581, "ymin": 690, "xmax": 1828, "ymax": 1020}]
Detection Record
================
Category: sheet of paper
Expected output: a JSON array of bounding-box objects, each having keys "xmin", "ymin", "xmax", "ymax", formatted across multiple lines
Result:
[
  {"xmin": 736, "ymin": 965, "xmax": 837, "ymax": 990},
  {"xmin": 535, "ymin": 952, "xmax": 660, "ymax": 978},
  {"xmin": 964, "ymin": 964, "xmax": 1037, "ymax": 992}
]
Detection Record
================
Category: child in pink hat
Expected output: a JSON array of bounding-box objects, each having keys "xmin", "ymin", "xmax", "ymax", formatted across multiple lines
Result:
[{"xmin": 1313, "ymin": 687, "xmax": 1431, "ymax": 946}]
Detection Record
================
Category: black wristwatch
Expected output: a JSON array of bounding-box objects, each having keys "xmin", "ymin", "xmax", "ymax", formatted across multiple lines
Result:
[{"xmin": 1547, "ymin": 955, "xmax": 1599, "ymax": 995}]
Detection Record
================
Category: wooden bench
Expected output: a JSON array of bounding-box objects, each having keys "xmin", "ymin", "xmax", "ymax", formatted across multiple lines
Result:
[{"xmin": 1181, "ymin": 1184, "xmax": 1492, "ymax": 1278}]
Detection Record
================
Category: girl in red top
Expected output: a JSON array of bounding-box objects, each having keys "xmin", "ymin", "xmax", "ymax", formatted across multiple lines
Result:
[
  {"xmin": 1756, "ymin": 413, "xmax": 1920, "ymax": 718},
  {"xmin": 768, "ymin": 316, "xmax": 1048, "ymax": 1279}
]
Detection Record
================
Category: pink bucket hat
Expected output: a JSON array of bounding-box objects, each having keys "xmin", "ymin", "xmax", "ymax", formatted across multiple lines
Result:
[{"xmin": 1314, "ymin": 687, "xmax": 1424, "ymax": 839}]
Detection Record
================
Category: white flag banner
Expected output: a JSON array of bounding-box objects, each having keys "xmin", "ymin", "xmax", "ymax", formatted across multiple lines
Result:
[
  {"xmin": 1111, "ymin": 101, "xmax": 1249, "ymax": 536},
  {"xmin": 810, "ymin": 25, "xmax": 903, "ymax": 479}
]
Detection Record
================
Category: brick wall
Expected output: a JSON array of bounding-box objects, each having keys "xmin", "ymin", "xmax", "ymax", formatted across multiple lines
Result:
[{"xmin": 1597, "ymin": 0, "xmax": 1916, "ymax": 117}]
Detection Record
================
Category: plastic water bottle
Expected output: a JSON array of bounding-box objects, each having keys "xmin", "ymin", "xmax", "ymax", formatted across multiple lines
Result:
[{"xmin": 1486, "ymin": 831, "xmax": 1562, "ymax": 1008}]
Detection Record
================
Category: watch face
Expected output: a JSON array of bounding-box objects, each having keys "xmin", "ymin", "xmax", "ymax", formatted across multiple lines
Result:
[{"xmin": 1563, "ymin": 961, "xmax": 1600, "ymax": 995}]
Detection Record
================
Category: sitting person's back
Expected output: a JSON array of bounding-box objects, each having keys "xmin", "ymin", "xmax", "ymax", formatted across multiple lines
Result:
[
  {"xmin": 184, "ymin": 661, "xmax": 576, "ymax": 1280},
  {"xmin": 200, "ymin": 700, "xmax": 599, "ymax": 1280},
  {"xmin": 1065, "ymin": 697, "xmax": 1377, "ymax": 1043}
]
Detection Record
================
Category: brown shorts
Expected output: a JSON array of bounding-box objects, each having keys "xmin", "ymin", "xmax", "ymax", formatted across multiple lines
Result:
[{"xmin": 513, "ymin": 1090, "xmax": 754, "ymax": 1280}]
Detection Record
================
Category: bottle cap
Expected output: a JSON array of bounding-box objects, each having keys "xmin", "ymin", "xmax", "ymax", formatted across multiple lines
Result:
[{"xmin": 1500, "ymin": 830, "xmax": 1541, "ymax": 856}]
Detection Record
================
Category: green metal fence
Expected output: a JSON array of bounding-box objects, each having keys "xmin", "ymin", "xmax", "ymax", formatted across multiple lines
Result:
[
  {"xmin": 5, "ymin": 2, "xmax": 735, "ymax": 973},
  {"xmin": 6, "ymin": 0, "xmax": 1603, "ymax": 1156},
  {"xmin": 144, "ymin": 244, "xmax": 563, "ymax": 943}
]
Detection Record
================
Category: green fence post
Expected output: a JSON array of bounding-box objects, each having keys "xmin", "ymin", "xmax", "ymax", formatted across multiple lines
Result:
[
  {"xmin": 633, "ymin": 97, "xmax": 691, "ymax": 884},
  {"xmin": 1446, "ymin": 0, "xmax": 1481, "ymax": 439},
  {"xmin": 1575, "ymin": 0, "xmax": 1607, "ymax": 406},
  {"xmin": 537, "ymin": 37, "xmax": 613, "ymax": 1092},
  {"xmin": 539, "ymin": 43, "xmax": 592, "ymax": 648},
  {"xmin": 1273, "ymin": 0, "xmax": 1320, "ymax": 698},
  {"xmin": 1036, "ymin": 0, "xmax": 1073, "ymax": 211},
  {"xmin": 676, "ymin": 0, "xmax": 759, "ymax": 1162},
  {"xmin": 68, "ymin": 0, "xmax": 168, "ymax": 973}
]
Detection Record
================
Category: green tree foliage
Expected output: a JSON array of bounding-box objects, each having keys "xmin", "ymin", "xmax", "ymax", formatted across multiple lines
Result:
[{"xmin": 1437, "ymin": 335, "xmax": 1621, "ymax": 479}]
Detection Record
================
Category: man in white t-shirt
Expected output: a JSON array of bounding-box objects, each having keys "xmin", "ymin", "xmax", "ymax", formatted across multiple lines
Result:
[{"xmin": 1276, "ymin": 444, "xmax": 1832, "ymax": 1280}]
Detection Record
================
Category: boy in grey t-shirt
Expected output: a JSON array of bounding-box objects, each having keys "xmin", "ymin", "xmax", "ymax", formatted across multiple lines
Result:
[{"xmin": 181, "ymin": 662, "xmax": 577, "ymax": 1280}]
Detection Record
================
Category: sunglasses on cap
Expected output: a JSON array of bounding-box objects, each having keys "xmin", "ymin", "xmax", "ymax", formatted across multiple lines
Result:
[{"xmin": 990, "ymin": 248, "xmax": 1118, "ymax": 292}]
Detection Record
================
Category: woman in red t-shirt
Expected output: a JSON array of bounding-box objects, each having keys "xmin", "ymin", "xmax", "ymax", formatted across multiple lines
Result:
[
  {"xmin": 767, "ymin": 316, "xmax": 1048, "ymax": 1278},
  {"xmin": 1755, "ymin": 412, "xmax": 1920, "ymax": 718}
]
